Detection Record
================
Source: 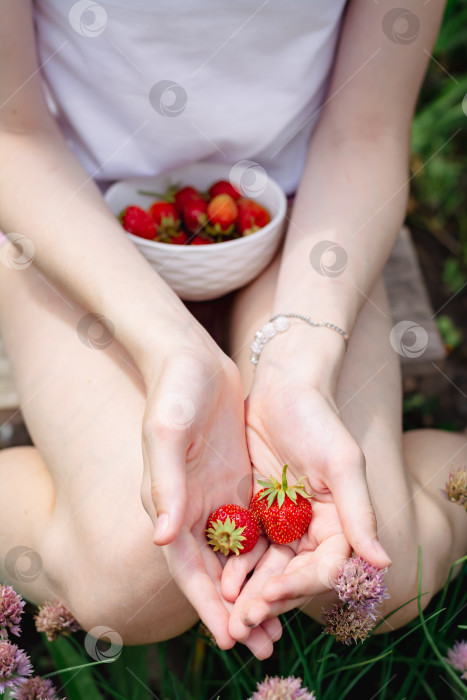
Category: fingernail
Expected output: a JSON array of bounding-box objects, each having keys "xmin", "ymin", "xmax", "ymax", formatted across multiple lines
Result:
[
  {"xmin": 372, "ymin": 538, "xmax": 392, "ymax": 566},
  {"xmin": 243, "ymin": 617, "xmax": 259, "ymax": 628},
  {"xmin": 153, "ymin": 513, "xmax": 169, "ymax": 541}
]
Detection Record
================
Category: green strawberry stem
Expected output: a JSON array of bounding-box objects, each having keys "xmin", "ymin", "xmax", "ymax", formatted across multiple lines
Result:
[
  {"xmin": 137, "ymin": 189, "xmax": 171, "ymax": 201},
  {"xmin": 137, "ymin": 182, "xmax": 181, "ymax": 202},
  {"xmin": 257, "ymin": 464, "xmax": 312, "ymax": 510},
  {"xmin": 206, "ymin": 516, "xmax": 246, "ymax": 556}
]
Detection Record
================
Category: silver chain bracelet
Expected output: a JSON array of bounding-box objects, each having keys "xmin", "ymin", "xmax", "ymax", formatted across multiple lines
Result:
[{"xmin": 250, "ymin": 312, "xmax": 349, "ymax": 367}]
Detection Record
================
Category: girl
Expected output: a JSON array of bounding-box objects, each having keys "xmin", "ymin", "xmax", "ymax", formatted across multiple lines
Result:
[{"xmin": 0, "ymin": 0, "xmax": 465, "ymax": 659}]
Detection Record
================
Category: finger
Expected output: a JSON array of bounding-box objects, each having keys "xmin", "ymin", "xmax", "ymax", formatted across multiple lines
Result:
[
  {"xmin": 329, "ymin": 459, "xmax": 392, "ymax": 569},
  {"xmin": 229, "ymin": 545, "xmax": 294, "ymax": 642},
  {"xmin": 204, "ymin": 547, "xmax": 280, "ymax": 657},
  {"xmin": 142, "ymin": 427, "xmax": 189, "ymax": 545},
  {"xmin": 164, "ymin": 529, "xmax": 235, "ymax": 650},
  {"xmin": 221, "ymin": 536, "xmax": 269, "ymax": 602},
  {"xmin": 262, "ymin": 534, "xmax": 350, "ymax": 602},
  {"xmin": 261, "ymin": 616, "xmax": 283, "ymax": 643},
  {"xmin": 240, "ymin": 626, "xmax": 274, "ymax": 660},
  {"xmin": 239, "ymin": 594, "xmax": 308, "ymax": 626}
]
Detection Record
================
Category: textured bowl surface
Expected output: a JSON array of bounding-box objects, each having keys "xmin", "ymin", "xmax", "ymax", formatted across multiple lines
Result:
[{"xmin": 104, "ymin": 162, "xmax": 287, "ymax": 301}]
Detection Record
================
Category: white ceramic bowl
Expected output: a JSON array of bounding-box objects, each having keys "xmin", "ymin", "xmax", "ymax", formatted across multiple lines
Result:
[{"xmin": 104, "ymin": 162, "xmax": 287, "ymax": 301}]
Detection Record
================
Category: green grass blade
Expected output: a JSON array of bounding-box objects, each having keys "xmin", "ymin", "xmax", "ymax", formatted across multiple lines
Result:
[
  {"xmin": 416, "ymin": 547, "xmax": 467, "ymax": 695},
  {"xmin": 322, "ymin": 650, "xmax": 392, "ymax": 677},
  {"xmin": 44, "ymin": 637, "xmax": 105, "ymax": 700}
]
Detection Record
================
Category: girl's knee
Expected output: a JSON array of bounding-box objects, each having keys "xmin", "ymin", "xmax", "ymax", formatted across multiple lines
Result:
[{"xmin": 42, "ymin": 512, "xmax": 197, "ymax": 644}]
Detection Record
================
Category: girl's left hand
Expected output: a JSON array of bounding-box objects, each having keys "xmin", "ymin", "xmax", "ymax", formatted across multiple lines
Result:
[
  {"xmin": 225, "ymin": 499, "xmax": 350, "ymax": 640},
  {"xmin": 222, "ymin": 380, "xmax": 389, "ymax": 638}
]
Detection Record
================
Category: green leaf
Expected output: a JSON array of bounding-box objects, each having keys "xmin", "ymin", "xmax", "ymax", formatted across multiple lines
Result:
[
  {"xmin": 257, "ymin": 480, "xmax": 272, "ymax": 489},
  {"xmin": 106, "ymin": 645, "xmax": 151, "ymax": 700},
  {"xmin": 44, "ymin": 636, "xmax": 105, "ymax": 700},
  {"xmin": 442, "ymin": 258, "xmax": 467, "ymax": 294},
  {"xmin": 436, "ymin": 314, "xmax": 463, "ymax": 349},
  {"xmin": 287, "ymin": 489, "xmax": 297, "ymax": 504},
  {"xmin": 277, "ymin": 490, "xmax": 286, "ymax": 508},
  {"xmin": 416, "ymin": 546, "xmax": 467, "ymax": 694}
]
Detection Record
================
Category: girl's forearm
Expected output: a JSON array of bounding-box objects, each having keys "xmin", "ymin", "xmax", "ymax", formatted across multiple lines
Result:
[
  {"xmin": 0, "ymin": 129, "xmax": 202, "ymax": 378},
  {"xmin": 261, "ymin": 122, "xmax": 410, "ymax": 390}
]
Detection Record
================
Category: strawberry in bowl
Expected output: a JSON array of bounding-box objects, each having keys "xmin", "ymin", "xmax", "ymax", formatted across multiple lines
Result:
[{"xmin": 105, "ymin": 162, "xmax": 287, "ymax": 301}]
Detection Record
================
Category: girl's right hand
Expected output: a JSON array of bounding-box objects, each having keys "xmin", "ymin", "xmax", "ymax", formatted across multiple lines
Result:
[{"xmin": 139, "ymin": 338, "xmax": 281, "ymax": 656}]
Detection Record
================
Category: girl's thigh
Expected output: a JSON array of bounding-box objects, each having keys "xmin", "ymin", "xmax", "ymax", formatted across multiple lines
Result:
[{"xmin": 0, "ymin": 262, "xmax": 198, "ymax": 642}]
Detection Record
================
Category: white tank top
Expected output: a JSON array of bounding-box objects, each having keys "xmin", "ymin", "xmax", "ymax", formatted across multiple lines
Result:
[{"xmin": 33, "ymin": 0, "xmax": 347, "ymax": 194}]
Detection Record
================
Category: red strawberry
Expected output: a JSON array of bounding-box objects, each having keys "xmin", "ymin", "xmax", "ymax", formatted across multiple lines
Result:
[
  {"xmin": 149, "ymin": 201, "xmax": 180, "ymax": 232},
  {"xmin": 206, "ymin": 504, "xmax": 259, "ymax": 555},
  {"xmin": 250, "ymin": 465, "xmax": 312, "ymax": 544},
  {"xmin": 237, "ymin": 198, "xmax": 271, "ymax": 235},
  {"xmin": 169, "ymin": 231, "xmax": 189, "ymax": 245},
  {"xmin": 191, "ymin": 235, "xmax": 212, "ymax": 245},
  {"xmin": 183, "ymin": 197, "xmax": 208, "ymax": 232},
  {"xmin": 208, "ymin": 180, "xmax": 241, "ymax": 201},
  {"xmin": 174, "ymin": 186, "xmax": 202, "ymax": 213},
  {"xmin": 207, "ymin": 194, "xmax": 238, "ymax": 235},
  {"xmin": 120, "ymin": 206, "xmax": 156, "ymax": 240}
]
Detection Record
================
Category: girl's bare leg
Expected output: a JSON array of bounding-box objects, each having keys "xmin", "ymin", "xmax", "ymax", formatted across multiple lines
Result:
[
  {"xmin": 0, "ymin": 262, "xmax": 198, "ymax": 643},
  {"xmin": 1, "ymin": 250, "xmax": 465, "ymax": 644},
  {"xmin": 229, "ymin": 254, "xmax": 467, "ymax": 630}
]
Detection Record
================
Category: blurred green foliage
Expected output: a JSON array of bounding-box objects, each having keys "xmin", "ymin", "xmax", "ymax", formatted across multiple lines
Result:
[{"xmin": 409, "ymin": 0, "xmax": 467, "ymax": 292}]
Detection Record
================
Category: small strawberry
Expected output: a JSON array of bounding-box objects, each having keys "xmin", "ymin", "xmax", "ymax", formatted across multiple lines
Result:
[
  {"xmin": 183, "ymin": 197, "xmax": 208, "ymax": 232},
  {"xmin": 207, "ymin": 193, "xmax": 238, "ymax": 235},
  {"xmin": 250, "ymin": 465, "xmax": 313, "ymax": 544},
  {"xmin": 148, "ymin": 201, "xmax": 181, "ymax": 233},
  {"xmin": 206, "ymin": 504, "xmax": 259, "ymax": 555},
  {"xmin": 237, "ymin": 198, "xmax": 270, "ymax": 235},
  {"xmin": 169, "ymin": 231, "xmax": 189, "ymax": 245},
  {"xmin": 120, "ymin": 206, "xmax": 156, "ymax": 240},
  {"xmin": 208, "ymin": 180, "xmax": 241, "ymax": 201},
  {"xmin": 191, "ymin": 235, "xmax": 212, "ymax": 245},
  {"xmin": 174, "ymin": 186, "xmax": 203, "ymax": 214}
]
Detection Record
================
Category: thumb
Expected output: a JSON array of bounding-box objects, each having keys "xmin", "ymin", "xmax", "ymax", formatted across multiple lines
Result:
[
  {"xmin": 142, "ymin": 431, "xmax": 188, "ymax": 546},
  {"xmin": 329, "ymin": 459, "xmax": 392, "ymax": 569}
]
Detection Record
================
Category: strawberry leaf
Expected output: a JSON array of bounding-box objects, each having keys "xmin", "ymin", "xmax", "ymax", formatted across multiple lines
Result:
[
  {"xmin": 257, "ymin": 479, "xmax": 272, "ymax": 489},
  {"xmin": 286, "ymin": 489, "xmax": 298, "ymax": 504},
  {"xmin": 277, "ymin": 490, "xmax": 285, "ymax": 509},
  {"xmin": 267, "ymin": 491, "xmax": 276, "ymax": 508},
  {"xmin": 296, "ymin": 488, "xmax": 313, "ymax": 499}
]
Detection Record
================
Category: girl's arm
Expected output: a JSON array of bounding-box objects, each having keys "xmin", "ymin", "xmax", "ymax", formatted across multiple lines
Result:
[
  {"xmin": 227, "ymin": 0, "xmax": 448, "ymax": 639},
  {"xmin": 0, "ymin": 0, "xmax": 268, "ymax": 651},
  {"xmin": 0, "ymin": 0, "xmax": 201, "ymax": 379},
  {"xmin": 270, "ymin": 0, "xmax": 445, "ymax": 386},
  {"xmin": 249, "ymin": 0, "xmax": 446, "ymax": 564}
]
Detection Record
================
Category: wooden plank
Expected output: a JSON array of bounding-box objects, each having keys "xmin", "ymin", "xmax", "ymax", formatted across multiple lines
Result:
[{"xmin": 383, "ymin": 227, "xmax": 446, "ymax": 376}]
